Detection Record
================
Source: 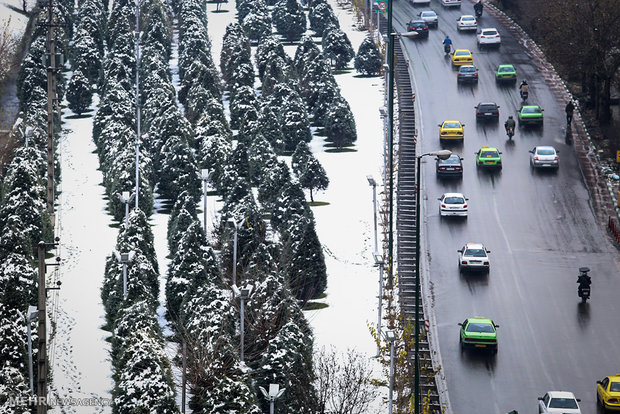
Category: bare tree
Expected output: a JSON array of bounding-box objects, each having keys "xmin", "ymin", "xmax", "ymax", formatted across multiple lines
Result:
[
  {"xmin": 0, "ymin": 18, "xmax": 19, "ymax": 82},
  {"xmin": 315, "ymin": 346, "xmax": 380, "ymax": 414}
]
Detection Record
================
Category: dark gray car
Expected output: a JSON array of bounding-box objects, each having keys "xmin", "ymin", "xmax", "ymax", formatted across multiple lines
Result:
[
  {"xmin": 457, "ymin": 65, "xmax": 478, "ymax": 83},
  {"xmin": 436, "ymin": 154, "xmax": 464, "ymax": 177}
]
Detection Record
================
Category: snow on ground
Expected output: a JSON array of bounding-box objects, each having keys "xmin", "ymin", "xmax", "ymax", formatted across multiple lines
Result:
[
  {"xmin": 49, "ymin": 93, "xmax": 115, "ymax": 413},
  {"xmin": 0, "ymin": 0, "xmax": 32, "ymax": 36}
]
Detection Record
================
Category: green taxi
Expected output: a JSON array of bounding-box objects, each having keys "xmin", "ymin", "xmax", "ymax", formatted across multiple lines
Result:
[
  {"xmin": 458, "ymin": 317, "xmax": 499, "ymax": 353},
  {"xmin": 518, "ymin": 105, "xmax": 544, "ymax": 125},
  {"xmin": 495, "ymin": 64, "xmax": 517, "ymax": 82},
  {"xmin": 475, "ymin": 146, "xmax": 502, "ymax": 169}
]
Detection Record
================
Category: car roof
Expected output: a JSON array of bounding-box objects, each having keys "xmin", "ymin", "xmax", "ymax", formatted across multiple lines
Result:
[
  {"xmin": 442, "ymin": 192, "xmax": 465, "ymax": 198},
  {"xmin": 480, "ymin": 27, "xmax": 498, "ymax": 32},
  {"xmin": 479, "ymin": 146, "xmax": 499, "ymax": 152},
  {"xmin": 465, "ymin": 242, "xmax": 485, "ymax": 249},
  {"xmin": 546, "ymin": 391, "xmax": 577, "ymax": 399},
  {"xmin": 442, "ymin": 120, "xmax": 462, "ymax": 125},
  {"xmin": 420, "ymin": 10, "xmax": 436, "ymax": 14},
  {"xmin": 498, "ymin": 64, "xmax": 515, "ymax": 68},
  {"xmin": 460, "ymin": 14, "xmax": 475, "ymax": 18},
  {"xmin": 535, "ymin": 146, "xmax": 556, "ymax": 151},
  {"xmin": 467, "ymin": 317, "xmax": 493, "ymax": 323},
  {"xmin": 454, "ymin": 49, "xmax": 471, "ymax": 54},
  {"xmin": 477, "ymin": 102, "xmax": 497, "ymax": 106},
  {"xmin": 522, "ymin": 105, "xmax": 542, "ymax": 109},
  {"xmin": 410, "ymin": 19, "xmax": 426, "ymax": 23},
  {"xmin": 459, "ymin": 65, "xmax": 476, "ymax": 69}
]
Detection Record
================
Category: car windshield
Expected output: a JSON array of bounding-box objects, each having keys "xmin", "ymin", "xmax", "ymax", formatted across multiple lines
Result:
[
  {"xmin": 523, "ymin": 107, "xmax": 541, "ymax": 114},
  {"xmin": 464, "ymin": 248, "xmax": 486, "ymax": 257},
  {"xmin": 610, "ymin": 382, "xmax": 620, "ymax": 392},
  {"xmin": 444, "ymin": 196, "xmax": 465, "ymax": 204},
  {"xmin": 548, "ymin": 398, "xmax": 578, "ymax": 409},
  {"xmin": 460, "ymin": 67, "xmax": 476, "ymax": 73},
  {"xmin": 478, "ymin": 105, "xmax": 495, "ymax": 110},
  {"xmin": 443, "ymin": 122, "xmax": 461, "ymax": 128},
  {"xmin": 499, "ymin": 66, "xmax": 513, "ymax": 73},
  {"xmin": 466, "ymin": 322, "xmax": 494, "ymax": 333},
  {"xmin": 480, "ymin": 151, "xmax": 499, "ymax": 158},
  {"xmin": 455, "ymin": 51, "xmax": 469, "ymax": 56},
  {"xmin": 536, "ymin": 148, "xmax": 555, "ymax": 155}
]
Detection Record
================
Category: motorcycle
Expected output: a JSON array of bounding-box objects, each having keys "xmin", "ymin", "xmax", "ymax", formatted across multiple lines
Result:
[
  {"xmin": 577, "ymin": 266, "xmax": 591, "ymax": 303},
  {"xmin": 444, "ymin": 43, "xmax": 451, "ymax": 55},
  {"xmin": 505, "ymin": 126, "xmax": 514, "ymax": 139},
  {"xmin": 520, "ymin": 90, "xmax": 528, "ymax": 102},
  {"xmin": 475, "ymin": 7, "xmax": 482, "ymax": 19}
]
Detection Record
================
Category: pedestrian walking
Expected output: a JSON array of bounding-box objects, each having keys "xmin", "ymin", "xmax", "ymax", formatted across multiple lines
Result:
[{"xmin": 565, "ymin": 100, "xmax": 575, "ymax": 126}]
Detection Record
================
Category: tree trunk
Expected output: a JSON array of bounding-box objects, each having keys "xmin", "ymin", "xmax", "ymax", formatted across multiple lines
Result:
[{"xmin": 309, "ymin": 188, "xmax": 314, "ymax": 202}]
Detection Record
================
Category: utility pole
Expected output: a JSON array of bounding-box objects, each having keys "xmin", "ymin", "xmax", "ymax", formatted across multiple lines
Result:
[
  {"xmin": 37, "ymin": 240, "xmax": 61, "ymax": 413},
  {"xmin": 45, "ymin": 0, "xmax": 57, "ymax": 225}
]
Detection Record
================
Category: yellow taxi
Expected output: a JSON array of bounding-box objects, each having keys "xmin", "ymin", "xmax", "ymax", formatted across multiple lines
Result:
[
  {"xmin": 438, "ymin": 120, "xmax": 465, "ymax": 142},
  {"xmin": 597, "ymin": 374, "xmax": 620, "ymax": 411},
  {"xmin": 451, "ymin": 49, "xmax": 473, "ymax": 66}
]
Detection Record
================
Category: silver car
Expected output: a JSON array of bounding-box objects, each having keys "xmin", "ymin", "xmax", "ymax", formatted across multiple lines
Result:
[
  {"xmin": 458, "ymin": 242, "xmax": 490, "ymax": 272},
  {"xmin": 418, "ymin": 10, "xmax": 438, "ymax": 28},
  {"xmin": 456, "ymin": 15, "xmax": 477, "ymax": 31},
  {"xmin": 529, "ymin": 146, "xmax": 559, "ymax": 169}
]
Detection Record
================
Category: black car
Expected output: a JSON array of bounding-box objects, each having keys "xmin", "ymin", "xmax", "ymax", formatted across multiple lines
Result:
[
  {"xmin": 457, "ymin": 65, "xmax": 478, "ymax": 83},
  {"xmin": 407, "ymin": 19, "xmax": 429, "ymax": 38},
  {"xmin": 475, "ymin": 102, "xmax": 500, "ymax": 121},
  {"xmin": 436, "ymin": 154, "xmax": 464, "ymax": 177}
]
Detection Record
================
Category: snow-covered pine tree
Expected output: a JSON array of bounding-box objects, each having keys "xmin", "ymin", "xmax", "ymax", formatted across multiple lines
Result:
[
  {"xmin": 167, "ymin": 190, "xmax": 198, "ymax": 250},
  {"xmin": 255, "ymin": 35, "xmax": 290, "ymax": 79},
  {"xmin": 184, "ymin": 84, "xmax": 213, "ymax": 126},
  {"xmin": 237, "ymin": 114, "xmax": 260, "ymax": 145},
  {"xmin": 325, "ymin": 94, "xmax": 357, "ymax": 147},
  {"xmin": 309, "ymin": 2, "xmax": 339, "ymax": 36},
  {"xmin": 242, "ymin": 5, "xmax": 272, "ymax": 43},
  {"xmin": 272, "ymin": 0, "xmax": 307, "ymax": 41},
  {"xmin": 148, "ymin": 103, "xmax": 194, "ymax": 171},
  {"xmin": 219, "ymin": 179, "xmax": 253, "ymax": 221},
  {"xmin": 71, "ymin": 31, "xmax": 102, "ymax": 86},
  {"xmin": 312, "ymin": 81, "xmax": 340, "ymax": 127},
  {"xmin": 255, "ymin": 319, "xmax": 318, "ymax": 413},
  {"xmin": 291, "ymin": 140, "xmax": 312, "ymax": 177},
  {"xmin": 0, "ymin": 253, "xmax": 37, "ymax": 313},
  {"xmin": 111, "ymin": 299, "xmax": 159, "ymax": 362},
  {"xmin": 257, "ymin": 159, "xmax": 292, "ymax": 209},
  {"xmin": 299, "ymin": 156, "xmax": 329, "ymax": 203},
  {"xmin": 257, "ymin": 104, "xmax": 284, "ymax": 153},
  {"xmin": 92, "ymin": 80, "xmax": 135, "ymax": 144},
  {"xmin": 156, "ymin": 134, "xmax": 201, "ymax": 203},
  {"xmin": 197, "ymin": 124, "xmax": 232, "ymax": 189},
  {"xmin": 178, "ymin": 59, "xmax": 221, "ymax": 104},
  {"xmin": 322, "ymin": 24, "xmax": 355, "ymax": 70},
  {"xmin": 281, "ymin": 95, "xmax": 312, "ymax": 151},
  {"xmin": 0, "ymin": 365, "xmax": 32, "ymax": 411},
  {"xmin": 227, "ymin": 141, "xmax": 251, "ymax": 180},
  {"xmin": 280, "ymin": 214, "xmax": 327, "ymax": 302},
  {"xmin": 355, "ymin": 36, "xmax": 383, "ymax": 76},
  {"xmin": 293, "ymin": 35, "xmax": 320, "ymax": 74},
  {"xmin": 220, "ymin": 23, "xmax": 250, "ymax": 82},
  {"xmin": 229, "ymin": 85, "xmax": 258, "ymax": 130},
  {"xmin": 248, "ymin": 134, "xmax": 277, "ymax": 186},
  {"xmin": 118, "ymin": 209, "xmax": 160, "ymax": 274},
  {"xmin": 66, "ymin": 69, "xmax": 93, "ymax": 115},
  {"xmin": 229, "ymin": 59, "xmax": 256, "ymax": 92}
]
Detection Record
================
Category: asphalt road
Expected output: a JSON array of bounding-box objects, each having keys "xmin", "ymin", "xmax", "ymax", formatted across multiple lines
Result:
[{"xmin": 393, "ymin": 1, "xmax": 620, "ymax": 413}]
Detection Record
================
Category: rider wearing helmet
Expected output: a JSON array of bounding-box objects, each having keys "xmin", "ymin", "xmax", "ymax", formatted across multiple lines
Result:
[{"xmin": 504, "ymin": 115, "xmax": 515, "ymax": 131}]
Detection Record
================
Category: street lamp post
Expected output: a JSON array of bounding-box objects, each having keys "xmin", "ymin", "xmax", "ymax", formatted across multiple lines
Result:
[
  {"xmin": 16, "ymin": 305, "xmax": 38, "ymax": 394},
  {"xmin": 114, "ymin": 250, "xmax": 136, "ymax": 299},
  {"xmin": 385, "ymin": 330, "xmax": 397, "ymax": 414},
  {"xmin": 118, "ymin": 191, "xmax": 135, "ymax": 228},
  {"xmin": 414, "ymin": 149, "xmax": 452, "ymax": 413},
  {"xmin": 386, "ymin": 0, "xmax": 395, "ymax": 291},
  {"xmin": 232, "ymin": 284, "xmax": 253, "ymax": 362},
  {"xmin": 201, "ymin": 169, "xmax": 209, "ymax": 237},
  {"xmin": 227, "ymin": 218, "xmax": 243, "ymax": 286},
  {"xmin": 367, "ymin": 175, "xmax": 378, "ymax": 254},
  {"xmin": 259, "ymin": 384, "xmax": 286, "ymax": 414},
  {"xmin": 373, "ymin": 253, "xmax": 384, "ymax": 357}
]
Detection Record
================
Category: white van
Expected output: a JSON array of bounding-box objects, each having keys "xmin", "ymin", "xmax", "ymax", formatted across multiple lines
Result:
[{"xmin": 441, "ymin": 0, "xmax": 461, "ymax": 7}]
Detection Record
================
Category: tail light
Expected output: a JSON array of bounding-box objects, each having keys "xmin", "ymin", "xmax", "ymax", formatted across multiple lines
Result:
[
  {"xmin": 477, "ymin": 111, "xmax": 482, "ymax": 114},
  {"xmin": 441, "ymin": 204, "xmax": 446, "ymax": 208},
  {"xmin": 483, "ymin": 261, "xmax": 489, "ymax": 265},
  {"xmin": 554, "ymin": 156, "xmax": 558, "ymax": 161},
  {"xmin": 480, "ymin": 35, "xmax": 485, "ymax": 38},
  {"xmin": 534, "ymin": 156, "xmax": 539, "ymax": 160},
  {"xmin": 455, "ymin": 167, "xmax": 462, "ymax": 170},
  {"xmin": 608, "ymin": 398, "xmax": 619, "ymax": 404},
  {"xmin": 439, "ymin": 167, "xmax": 446, "ymax": 170},
  {"xmin": 463, "ymin": 204, "xmax": 467, "ymax": 208},
  {"xmin": 474, "ymin": 72, "xmax": 478, "ymax": 76},
  {"xmin": 494, "ymin": 110, "xmax": 499, "ymax": 114},
  {"xmin": 424, "ymin": 26, "xmax": 428, "ymax": 29},
  {"xmin": 461, "ymin": 261, "xmax": 467, "ymax": 265},
  {"xmin": 441, "ymin": 131, "xmax": 447, "ymax": 135}
]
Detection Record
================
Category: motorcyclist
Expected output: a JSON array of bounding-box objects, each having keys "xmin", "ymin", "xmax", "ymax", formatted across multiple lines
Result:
[
  {"xmin": 504, "ymin": 116, "xmax": 515, "ymax": 135},
  {"xmin": 577, "ymin": 270, "xmax": 591, "ymax": 289},
  {"xmin": 443, "ymin": 36, "xmax": 452, "ymax": 53},
  {"xmin": 519, "ymin": 80, "xmax": 529, "ymax": 98},
  {"xmin": 474, "ymin": 0, "xmax": 483, "ymax": 15}
]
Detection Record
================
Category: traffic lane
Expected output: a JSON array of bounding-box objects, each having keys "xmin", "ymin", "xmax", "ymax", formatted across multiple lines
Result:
[{"xmin": 399, "ymin": 1, "xmax": 620, "ymax": 413}]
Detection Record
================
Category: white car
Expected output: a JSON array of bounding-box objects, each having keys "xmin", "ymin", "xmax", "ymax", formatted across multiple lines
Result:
[
  {"xmin": 456, "ymin": 15, "xmax": 477, "ymax": 31},
  {"xmin": 441, "ymin": 0, "xmax": 461, "ymax": 7},
  {"xmin": 529, "ymin": 146, "xmax": 559, "ymax": 169},
  {"xmin": 457, "ymin": 242, "xmax": 490, "ymax": 272},
  {"xmin": 438, "ymin": 193, "xmax": 468, "ymax": 217},
  {"xmin": 412, "ymin": 0, "xmax": 430, "ymax": 4},
  {"xmin": 477, "ymin": 27, "xmax": 501, "ymax": 46},
  {"xmin": 538, "ymin": 391, "xmax": 581, "ymax": 414},
  {"xmin": 418, "ymin": 10, "xmax": 438, "ymax": 28}
]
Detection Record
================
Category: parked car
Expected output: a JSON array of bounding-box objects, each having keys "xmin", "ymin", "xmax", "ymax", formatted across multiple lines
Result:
[
  {"xmin": 474, "ymin": 102, "xmax": 500, "ymax": 121},
  {"xmin": 538, "ymin": 391, "xmax": 581, "ymax": 414},
  {"xmin": 457, "ymin": 65, "xmax": 478, "ymax": 83},
  {"xmin": 529, "ymin": 146, "xmax": 559, "ymax": 169},
  {"xmin": 417, "ymin": 10, "xmax": 438, "ymax": 27},
  {"xmin": 456, "ymin": 15, "xmax": 477, "ymax": 31},
  {"xmin": 407, "ymin": 19, "xmax": 429, "ymax": 38},
  {"xmin": 441, "ymin": 0, "xmax": 461, "ymax": 7},
  {"xmin": 438, "ymin": 193, "xmax": 468, "ymax": 217},
  {"xmin": 457, "ymin": 242, "xmax": 490, "ymax": 272},
  {"xmin": 436, "ymin": 154, "xmax": 464, "ymax": 177},
  {"xmin": 477, "ymin": 27, "xmax": 501, "ymax": 47},
  {"xmin": 458, "ymin": 317, "xmax": 498, "ymax": 353}
]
